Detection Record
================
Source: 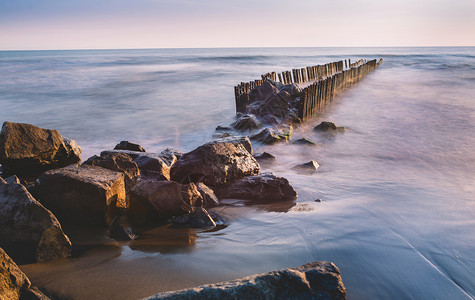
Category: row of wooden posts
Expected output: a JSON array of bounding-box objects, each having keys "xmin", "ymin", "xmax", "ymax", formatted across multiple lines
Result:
[{"xmin": 234, "ymin": 58, "xmax": 382, "ymax": 121}]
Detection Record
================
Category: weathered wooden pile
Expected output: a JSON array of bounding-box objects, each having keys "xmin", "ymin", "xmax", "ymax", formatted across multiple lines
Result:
[{"xmin": 234, "ymin": 58, "xmax": 383, "ymax": 121}]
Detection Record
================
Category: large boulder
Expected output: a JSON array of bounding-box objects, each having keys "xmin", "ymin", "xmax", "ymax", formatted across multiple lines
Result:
[
  {"xmin": 216, "ymin": 173, "xmax": 297, "ymax": 202},
  {"xmin": 1, "ymin": 247, "xmax": 51, "ymax": 300},
  {"xmin": 170, "ymin": 140, "xmax": 260, "ymax": 187},
  {"xmin": 0, "ymin": 178, "xmax": 71, "ymax": 263},
  {"xmin": 0, "ymin": 121, "xmax": 81, "ymax": 179},
  {"xmin": 144, "ymin": 261, "xmax": 346, "ymax": 300},
  {"xmin": 114, "ymin": 140, "xmax": 146, "ymax": 152},
  {"xmin": 83, "ymin": 152, "xmax": 140, "ymax": 189},
  {"xmin": 129, "ymin": 180, "xmax": 202, "ymax": 221},
  {"xmin": 37, "ymin": 164, "xmax": 126, "ymax": 226}
]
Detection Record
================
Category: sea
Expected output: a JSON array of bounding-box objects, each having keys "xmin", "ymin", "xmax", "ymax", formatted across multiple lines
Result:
[{"xmin": 0, "ymin": 47, "xmax": 474, "ymax": 299}]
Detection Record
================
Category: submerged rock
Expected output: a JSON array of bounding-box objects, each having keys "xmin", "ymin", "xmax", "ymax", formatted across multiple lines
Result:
[
  {"xmin": 254, "ymin": 152, "xmax": 276, "ymax": 165},
  {"xmin": 170, "ymin": 139, "xmax": 260, "ymax": 187},
  {"xmin": 216, "ymin": 172, "xmax": 297, "ymax": 202},
  {"xmin": 37, "ymin": 164, "xmax": 126, "ymax": 226},
  {"xmin": 144, "ymin": 261, "xmax": 346, "ymax": 300},
  {"xmin": 292, "ymin": 138, "xmax": 317, "ymax": 146},
  {"xmin": 169, "ymin": 207, "xmax": 216, "ymax": 228},
  {"xmin": 114, "ymin": 140, "xmax": 146, "ymax": 152},
  {"xmin": 293, "ymin": 161, "xmax": 320, "ymax": 173},
  {"xmin": 0, "ymin": 121, "xmax": 81, "ymax": 179},
  {"xmin": 314, "ymin": 121, "xmax": 345, "ymax": 132},
  {"xmin": 0, "ymin": 178, "xmax": 71, "ymax": 263}
]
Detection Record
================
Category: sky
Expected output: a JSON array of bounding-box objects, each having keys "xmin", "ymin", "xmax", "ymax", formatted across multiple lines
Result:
[{"xmin": 1, "ymin": 0, "xmax": 474, "ymax": 50}]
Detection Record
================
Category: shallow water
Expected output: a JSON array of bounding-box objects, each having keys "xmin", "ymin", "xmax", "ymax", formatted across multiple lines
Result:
[{"xmin": 1, "ymin": 47, "xmax": 474, "ymax": 299}]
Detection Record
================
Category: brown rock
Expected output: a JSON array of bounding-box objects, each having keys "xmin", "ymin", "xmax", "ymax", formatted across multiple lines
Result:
[
  {"xmin": 0, "ymin": 122, "xmax": 81, "ymax": 179},
  {"xmin": 0, "ymin": 178, "xmax": 71, "ymax": 263},
  {"xmin": 254, "ymin": 152, "xmax": 276, "ymax": 164},
  {"xmin": 170, "ymin": 140, "xmax": 260, "ymax": 187},
  {"xmin": 114, "ymin": 140, "xmax": 146, "ymax": 152},
  {"xmin": 0, "ymin": 247, "xmax": 31, "ymax": 299},
  {"xmin": 232, "ymin": 114, "xmax": 262, "ymax": 131},
  {"xmin": 216, "ymin": 172, "xmax": 297, "ymax": 202},
  {"xmin": 159, "ymin": 148, "xmax": 183, "ymax": 167},
  {"xmin": 83, "ymin": 152, "xmax": 140, "ymax": 189},
  {"xmin": 134, "ymin": 155, "xmax": 170, "ymax": 181},
  {"xmin": 250, "ymin": 127, "xmax": 291, "ymax": 145},
  {"xmin": 144, "ymin": 261, "xmax": 346, "ymax": 300},
  {"xmin": 212, "ymin": 136, "xmax": 253, "ymax": 155},
  {"xmin": 195, "ymin": 182, "xmax": 219, "ymax": 208},
  {"xmin": 130, "ymin": 180, "xmax": 201, "ymax": 220},
  {"xmin": 37, "ymin": 164, "xmax": 126, "ymax": 226}
]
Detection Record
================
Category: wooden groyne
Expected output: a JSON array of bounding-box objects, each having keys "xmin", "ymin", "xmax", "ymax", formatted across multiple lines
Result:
[{"xmin": 234, "ymin": 58, "xmax": 382, "ymax": 121}]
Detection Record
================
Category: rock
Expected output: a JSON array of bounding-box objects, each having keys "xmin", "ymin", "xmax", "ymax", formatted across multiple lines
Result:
[
  {"xmin": 170, "ymin": 140, "xmax": 260, "ymax": 187},
  {"xmin": 83, "ymin": 152, "xmax": 140, "ymax": 189},
  {"xmin": 100, "ymin": 150, "xmax": 171, "ymax": 181},
  {"xmin": 250, "ymin": 127, "xmax": 291, "ymax": 145},
  {"xmin": 314, "ymin": 121, "xmax": 345, "ymax": 132},
  {"xmin": 114, "ymin": 140, "xmax": 146, "ymax": 152},
  {"xmin": 37, "ymin": 164, "xmax": 126, "ymax": 226},
  {"xmin": 254, "ymin": 152, "xmax": 276, "ymax": 164},
  {"xmin": 134, "ymin": 155, "xmax": 171, "ymax": 181},
  {"xmin": 278, "ymin": 83, "xmax": 302, "ymax": 97},
  {"xmin": 169, "ymin": 208, "xmax": 216, "ymax": 228},
  {"xmin": 109, "ymin": 215, "xmax": 137, "ymax": 241},
  {"xmin": 0, "ymin": 121, "xmax": 81, "ymax": 179},
  {"xmin": 195, "ymin": 182, "xmax": 219, "ymax": 208},
  {"xmin": 293, "ymin": 161, "xmax": 320, "ymax": 173},
  {"xmin": 159, "ymin": 148, "xmax": 183, "ymax": 168},
  {"xmin": 215, "ymin": 125, "xmax": 233, "ymax": 132},
  {"xmin": 144, "ymin": 261, "xmax": 346, "ymax": 300},
  {"xmin": 130, "ymin": 180, "xmax": 201, "ymax": 220},
  {"xmin": 212, "ymin": 132, "xmax": 231, "ymax": 139},
  {"xmin": 0, "ymin": 178, "xmax": 71, "ymax": 263},
  {"xmin": 249, "ymin": 80, "xmax": 280, "ymax": 102},
  {"xmin": 0, "ymin": 247, "xmax": 31, "ymax": 299},
  {"xmin": 216, "ymin": 172, "xmax": 297, "ymax": 202},
  {"xmin": 292, "ymin": 138, "xmax": 317, "ymax": 146},
  {"xmin": 212, "ymin": 136, "xmax": 253, "ymax": 155},
  {"xmin": 232, "ymin": 114, "xmax": 262, "ymax": 131}
]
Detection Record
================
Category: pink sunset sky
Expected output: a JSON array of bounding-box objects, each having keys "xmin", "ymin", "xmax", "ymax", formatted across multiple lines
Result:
[{"xmin": 1, "ymin": 0, "xmax": 474, "ymax": 50}]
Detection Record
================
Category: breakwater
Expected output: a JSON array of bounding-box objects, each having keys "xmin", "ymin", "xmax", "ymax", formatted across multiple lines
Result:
[{"xmin": 234, "ymin": 58, "xmax": 383, "ymax": 121}]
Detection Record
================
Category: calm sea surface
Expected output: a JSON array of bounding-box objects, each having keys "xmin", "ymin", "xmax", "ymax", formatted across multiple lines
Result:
[{"xmin": 1, "ymin": 47, "xmax": 474, "ymax": 299}]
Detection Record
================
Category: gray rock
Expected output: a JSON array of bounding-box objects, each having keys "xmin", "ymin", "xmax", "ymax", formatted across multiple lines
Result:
[
  {"xmin": 169, "ymin": 207, "xmax": 216, "ymax": 228},
  {"xmin": 114, "ymin": 140, "xmax": 146, "ymax": 152},
  {"xmin": 215, "ymin": 125, "xmax": 233, "ymax": 132},
  {"xmin": 253, "ymin": 152, "xmax": 276, "ymax": 164},
  {"xmin": 83, "ymin": 152, "xmax": 140, "ymax": 189},
  {"xmin": 4, "ymin": 175, "xmax": 20, "ymax": 184},
  {"xmin": 159, "ymin": 148, "xmax": 183, "ymax": 167},
  {"xmin": 195, "ymin": 182, "xmax": 219, "ymax": 208},
  {"xmin": 292, "ymin": 138, "xmax": 317, "ymax": 146},
  {"xmin": 0, "ymin": 178, "xmax": 71, "ymax": 263},
  {"xmin": 249, "ymin": 80, "xmax": 280, "ymax": 102},
  {"xmin": 129, "ymin": 180, "xmax": 202, "ymax": 220},
  {"xmin": 144, "ymin": 261, "xmax": 346, "ymax": 300},
  {"xmin": 232, "ymin": 114, "xmax": 262, "ymax": 131},
  {"xmin": 216, "ymin": 172, "xmax": 297, "ymax": 202},
  {"xmin": 293, "ymin": 161, "xmax": 320, "ymax": 173},
  {"xmin": 171, "ymin": 140, "xmax": 259, "ymax": 188},
  {"xmin": 250, "ymin": 127, "xmax": 291, "ymax": 145},
  {"xmin": 37, "ymin": 164, "xmax": 126, "ymax": 226},
  {"xmin": 0, "ymin": 121, "xmax": 81, "ymax": 179}
]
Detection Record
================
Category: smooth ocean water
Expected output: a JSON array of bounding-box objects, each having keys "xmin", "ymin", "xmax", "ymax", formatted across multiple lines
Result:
[{"xmin": 1, "ymin": 47, "xmax": 474, "ymax": 299}]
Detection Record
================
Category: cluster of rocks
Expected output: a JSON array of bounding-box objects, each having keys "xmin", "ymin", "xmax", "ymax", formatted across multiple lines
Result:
[
  {"xmin": 0, "ymin": 120, "xmax": 347, "ymax": 299},
  {"xmin": 0, "ymin": 121, "xmax": 298, "ymax": 260}
]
